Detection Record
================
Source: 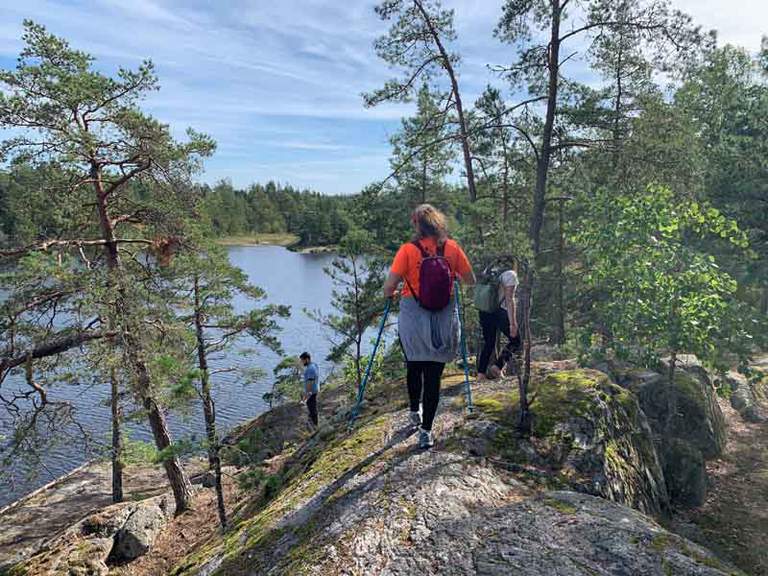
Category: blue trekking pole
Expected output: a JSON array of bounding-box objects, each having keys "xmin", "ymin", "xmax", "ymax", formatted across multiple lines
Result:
[
  {"xmin": 348, "ymin": 299, "xmax": 392, "ymax": 429},
  {"xmin": 454, "ymin": 281, "xmax": 474, "ymax": 413}
]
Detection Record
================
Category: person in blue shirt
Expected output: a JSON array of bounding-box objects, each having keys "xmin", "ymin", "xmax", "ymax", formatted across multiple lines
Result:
[{"xmin": 300, "ymin": 352, "xmax": 320, "ymax": 427}]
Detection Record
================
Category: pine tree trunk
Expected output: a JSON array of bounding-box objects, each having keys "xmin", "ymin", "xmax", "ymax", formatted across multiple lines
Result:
[
  {"xmin": 665, "ymin": 351, "xmax": 678, "ymax": 438},
  {"xmin": 553, "ymin": 199, "xmax": 566, "ymax": 345},
  {"xmin": 110, "ymin": 367, "xmax": 124, "ymax": 503},
  {"xmin": 202, "ymin": 382, "xmax": 226, "ymax": 531},
  {"xmin": 612, "ymin": 39, "xmax": 624, "ymax": 170},
  {"xmin": 501, "ymin": 141, "xmax": 510, "ymax": 224},
  {"xmin": 356, "ymin": 340, "xmax": 363, "ymax": 392},
  {"xmin": 92, "ymin": 163, "xmax": 193, "ymax": 514},
  {"xmin": 530, "ymin": 1, "xmax": 562, "ymax": 255},
  {"xmin": 144, "ymin": 392, "xmax": 195, "ymax": 513},
  {"xmin": 517, "ymin": 267, "xmax": 533, "ymax": 435},
  {"xmin": 194, "ymin": 276, "xmax": 227, "ymax": 530},
  {"xmin": 122, "ymin": 305, "xmax": 195, "ymax": 513},
  {"xmin": 414, "ymin": 0, "xmax": 477, "ymax": 203},
  {"xmin": 518, "ymin": 4, "xmax": 562, "ymax": 435}
]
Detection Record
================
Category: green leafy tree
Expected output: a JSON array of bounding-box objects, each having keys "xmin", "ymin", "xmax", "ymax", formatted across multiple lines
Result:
[
  {"xmin": 490, "ymin": 1, "xmax": 701, "ymax": 433},
  {"xmin": 0, "ymin": 21, "xmax": 214, "ymax": 513},
  {"xmin": 574, "ymin": 184, "xmax": 754, "ymax": 432},
  {"xmin": 675, "ymin": 43, "xmax": 768, "ymax": 314}
]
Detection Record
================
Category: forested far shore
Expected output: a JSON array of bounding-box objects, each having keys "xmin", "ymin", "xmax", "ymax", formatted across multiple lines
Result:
[
  {"xmin": 0, "ymin": 173, "xmax": 351, "ymax": 249},
  {"xmin": 197, "ymin": 180, "xmax": 350, "ymax": 248}
]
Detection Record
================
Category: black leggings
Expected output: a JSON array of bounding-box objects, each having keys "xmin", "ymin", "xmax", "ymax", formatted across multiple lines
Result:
[
  {"xmin": 406, "ymin": 361, "xmax": 445, "ymax": 431},
  {"xmin": 478, "ymin": 308, "xmax": 522, "ymax": 374}
]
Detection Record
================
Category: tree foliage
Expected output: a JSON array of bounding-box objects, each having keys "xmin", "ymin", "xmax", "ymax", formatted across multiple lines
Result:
[
  {"xmin": 307, "ymin": 228, "xmax": 388, "ymax": 392},
  {"xmin": 0, "ymin": 20, "xmax": 214, "ymax": 513},
  {"xmin": 575, "ymin": 185, "xmax": 753, "ymax": 371}
]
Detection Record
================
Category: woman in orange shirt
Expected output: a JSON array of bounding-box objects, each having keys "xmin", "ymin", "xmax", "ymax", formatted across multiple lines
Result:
[{"xmin": 383, "ymin": 204, "xmax": 475, "ymax": 449}]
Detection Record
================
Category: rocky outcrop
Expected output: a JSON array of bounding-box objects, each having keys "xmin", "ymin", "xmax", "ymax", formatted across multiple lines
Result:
[
  {"xmin": 7, "ymin": 493, "xmax": 173, "ymax": 575},
  {"xmin": 616, "ymin": 357, "xmax": 727, "ymax": 459},
  {"xmin": 9, "ymin": 362, "xmax": 750, "ymax": 576},
  {"xmin": 603, "ymin": 357, "xmax": 728, "ymax": 507},
  {"xmin": 110, "ymin": 493, "xmax": 172, "ymax": 563},
  {"xmin": 664, "ymin": 438, "xmax": 707, "ymax": 508},
  {"xmin": 723, "ymin": 370, "xmax": 767, "ymax": 423},
  {"xmin": 668, "ymin": 356, "xmax": 728, "ymax": 459},
  {"xmin": 172, "ymin": 371, "xmax": 739, "ymax": 576},
  {"xmin": 467, "ymin": 369, "xmax": 668, "ymax": 515},
  {"xmin": 0, "ymin": 458, "xmax": 208, "ymax": 571}
]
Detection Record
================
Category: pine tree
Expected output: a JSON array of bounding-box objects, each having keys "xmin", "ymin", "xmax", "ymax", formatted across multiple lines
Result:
[{"xmin": 0, "ymin": 21, "xmax": 214, "ymax": 513}]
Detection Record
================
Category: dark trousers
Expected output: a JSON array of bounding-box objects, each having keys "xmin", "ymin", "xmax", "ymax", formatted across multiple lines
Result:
[
  {"xmin": 478, "ymin": 308, "xmax": 522, "ymax": 374},
  {"xmin": 306, "ymin": 393, "xmax": 318, "ymax": 426},
  {"xmin": 406, "ymin": 361, "xmax": 445, "ymax": 431}
]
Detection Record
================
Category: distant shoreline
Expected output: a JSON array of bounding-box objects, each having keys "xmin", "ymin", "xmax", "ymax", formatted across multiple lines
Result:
[
  {"xmin": 215, "ymin": 233, "xmax": 299, "ymax": 247},
  {"xmin": 216, "ymin": 234, "xmax": 337, "ymax": 254},
  {"xmin": 290, "ymin": 244, "xmax": 338, "ymax": 254}
]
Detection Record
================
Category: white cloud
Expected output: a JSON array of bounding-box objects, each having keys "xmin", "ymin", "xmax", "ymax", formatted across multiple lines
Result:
[
  {"xmin": 671, "ymin": 0, "xmax": 766, "ymax": 51},
  {"xmin": 0, "ymin": 0, "xmax": 764, "ymax": 194}
]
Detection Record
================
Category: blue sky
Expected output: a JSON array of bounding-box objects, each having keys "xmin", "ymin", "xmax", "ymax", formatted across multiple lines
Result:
[{"xmin": 0, "ymin": 0, "xmax": 765, "ymax": 194}]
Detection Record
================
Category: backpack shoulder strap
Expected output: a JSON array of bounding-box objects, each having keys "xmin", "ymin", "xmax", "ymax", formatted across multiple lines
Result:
[
  {"xmin": 411, "ymin": 240, "xmax": 430, "ymax": 258},
  {"xmin": 436, "ymin": 240, "xmax": 446, "ymax": 257},
  {"xmin": 402, "ymin": 242, "xmax": 422, "ymax": 303},
  {"xmin": 403, "ymin": 275, "xmax": 419, "ymax": 303}
]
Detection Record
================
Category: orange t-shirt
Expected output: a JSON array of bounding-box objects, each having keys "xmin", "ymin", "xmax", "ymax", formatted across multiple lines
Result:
[{"xmin": 390, "ymin": 237, "xmax": 472, "ymax": 299}]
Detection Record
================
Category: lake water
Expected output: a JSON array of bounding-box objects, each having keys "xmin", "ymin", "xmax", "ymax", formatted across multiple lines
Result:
[{"xmin": 0, "ymin": 245, "xmax": 373, "ymax": 508}]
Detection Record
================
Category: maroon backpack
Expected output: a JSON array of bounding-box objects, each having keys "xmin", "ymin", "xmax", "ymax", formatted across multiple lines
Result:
[{"xmin": 407, "ymin": 240, "xmax": 453, "ymax": 311}]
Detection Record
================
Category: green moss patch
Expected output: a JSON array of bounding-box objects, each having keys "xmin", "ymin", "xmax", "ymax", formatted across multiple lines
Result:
[
  {"xmin": 530, "ymin": 370, "xmax": 613, "ymax": 437},
  {"xmin": 473, "ymin": 392, "xmax": 518, "ymax": 421},
  {"xmin": 541, "ymin": 497, "xmax": 578, "ymax": 515},
  {"xmin": 174, "ymin": 415, "xmax": 391, "ymax": 575}
]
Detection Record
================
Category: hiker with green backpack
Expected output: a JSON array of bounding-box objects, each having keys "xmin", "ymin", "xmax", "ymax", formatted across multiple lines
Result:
[
  {"xmin": 474, "ymin": 263, "xmax": 521, "ymax": 382},
  {"xmin": 383, "ymin": 204, "xmax": 475, "ymax": 449}
]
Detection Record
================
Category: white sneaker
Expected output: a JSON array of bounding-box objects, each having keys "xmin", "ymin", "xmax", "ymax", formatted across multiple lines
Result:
[
  {"xmin": 419, "ymin": 428, "xmax": 434, "ymax": 449},
  {"xmin": 409, "ymin": 411, "xmax": 422, "ymax": 428}
]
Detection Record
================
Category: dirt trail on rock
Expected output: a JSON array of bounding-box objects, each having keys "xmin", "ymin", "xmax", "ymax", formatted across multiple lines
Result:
[{"xmin": 671, "ymin": 389, "xmax": 768, "ymax": 575}]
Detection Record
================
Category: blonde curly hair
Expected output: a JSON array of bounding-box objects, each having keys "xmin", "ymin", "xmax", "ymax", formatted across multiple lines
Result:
[{"xmin": 411, "ymin": 204, "xmax": 448, "ymax": 245}]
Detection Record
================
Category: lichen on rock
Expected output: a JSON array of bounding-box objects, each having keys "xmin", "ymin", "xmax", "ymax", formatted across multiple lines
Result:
[{"xmin": 470, "ymin": 369, "xmax": 669, "ymax": 515}]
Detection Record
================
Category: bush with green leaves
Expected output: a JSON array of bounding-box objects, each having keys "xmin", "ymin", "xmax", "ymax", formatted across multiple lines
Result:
[{"xmin": 574, "ymin": 184, "xmax": 754, "ymax": 373}]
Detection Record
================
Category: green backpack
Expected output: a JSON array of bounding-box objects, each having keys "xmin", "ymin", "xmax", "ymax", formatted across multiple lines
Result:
[{"xmin": 473, "ymin": 267, "xmax": 501, "ymax": 313}]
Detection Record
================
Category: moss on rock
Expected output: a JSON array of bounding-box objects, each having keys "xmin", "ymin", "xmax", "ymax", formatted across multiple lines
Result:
[
  {"xmin": 673, "ymin": 371, "xmax": 727, "ymax": 459},
  {"xmin": 173, "ymin": 415, "xmax": 391, "ymax": 576},
  {"xmin": 470, "ymin": 369, "xmax": 668, "ymax": 515}
]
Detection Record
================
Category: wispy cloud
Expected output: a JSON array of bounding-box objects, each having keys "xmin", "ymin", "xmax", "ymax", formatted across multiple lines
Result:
[{"xmin": 0, "ymin": 0, "xmax": 763, "ymax": 194}]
